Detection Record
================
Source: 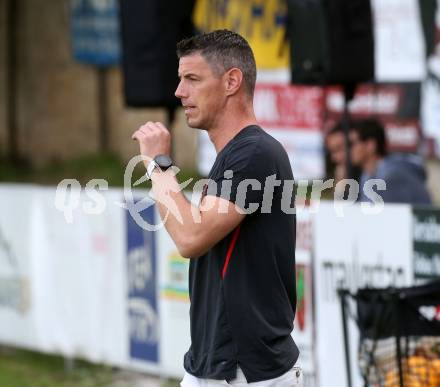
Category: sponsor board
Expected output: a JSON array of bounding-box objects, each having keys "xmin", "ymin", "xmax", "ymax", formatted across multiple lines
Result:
[
  {"xmin": 5, "ymin": 184, "xmax": 440, "ymax": 386},
  {"xmin": 313, "ymin": 203, "xmax": 413, "ymax": 387},
  {"xmin": 0, "ymin": 186, "xmax": 35, "ymax": 349},
  {"xmin": 294, "ymin": 208, "xmax": 316, "ymax": 387},
  {"xmin": 126, "ymin": 202, "xmax": 159, "ymax": 364},
  {"xmin": 157, "ymin": 225, "xmax": 191, "ymax": 377},
  {"xmin": 70, "ymin": 0, "xmax": 121, "ymax": 66},
  {"xmin": 31, "ymin": 188, "xmax": 127, "ymax": 363},
  {"xmin": 413, "ymin": 207, "xmax": 440, "ymax": 281}
]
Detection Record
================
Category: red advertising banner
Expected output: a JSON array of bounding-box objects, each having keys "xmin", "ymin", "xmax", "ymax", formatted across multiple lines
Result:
[
  {"xmin": 254, "ymin": 84, "xmax": 324, "ymax": 130},
  {"xmin": 324, "ymin": 83, "xmax": 421, "ymax": 153}
]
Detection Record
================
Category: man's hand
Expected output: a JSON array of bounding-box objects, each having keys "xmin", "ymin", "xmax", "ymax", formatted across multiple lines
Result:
[{"xmin": 132, "ymin": 121, "xmax": 171, "ymax": 167}]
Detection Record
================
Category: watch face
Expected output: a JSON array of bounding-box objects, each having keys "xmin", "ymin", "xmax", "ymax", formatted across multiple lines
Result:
[{"xmin": 155, "ymin": 154, "xmax": 173, "ymax": 170}]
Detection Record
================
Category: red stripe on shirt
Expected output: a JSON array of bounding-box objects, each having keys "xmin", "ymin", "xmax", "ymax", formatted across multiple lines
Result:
[{"xmin": 221, "ymin": 225, "xmax": 241, "ymax": 279}]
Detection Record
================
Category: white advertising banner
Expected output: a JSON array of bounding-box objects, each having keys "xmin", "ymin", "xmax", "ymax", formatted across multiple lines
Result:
[
  {"xmin": 371, "ymin": 0, "xmax": 426, "ymax": 82},
  {"xmin": 0, "ymin": 185, "xmax": 129, "ymax": 366},
  {"xmin": 31, "ymin": 187, "xmax": 127, "ymax": 365},
  {"xmin": 0, "ymin": 185, "xmax": 37, "ymax": 350},
  {"xmin": 313, "ymin": 203, "xmax": 413, "ymax": 387},
  {"xmin": 0, "ymin": 184, "xmax": 188, "ymax": 378}
]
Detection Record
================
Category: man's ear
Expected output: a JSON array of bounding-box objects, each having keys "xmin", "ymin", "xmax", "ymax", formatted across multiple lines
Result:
[{"xmin": 224, "ymin": 68, "xmax": 243, "ymax": 96}]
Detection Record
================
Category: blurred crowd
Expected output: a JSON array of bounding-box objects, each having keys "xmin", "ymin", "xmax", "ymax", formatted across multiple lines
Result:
[{"xmin": 326, "ymin": 119, "xmax": 432, "ymax": 204}]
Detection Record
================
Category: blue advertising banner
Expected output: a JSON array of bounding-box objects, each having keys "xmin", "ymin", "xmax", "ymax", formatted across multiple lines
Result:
[
  {"xmin": 70, "ymin": 0, "xmax": 121, "ymax": 66},
  {"xmin": 126, "ymin": 203, "xmax": 158, "ymax": 363}
]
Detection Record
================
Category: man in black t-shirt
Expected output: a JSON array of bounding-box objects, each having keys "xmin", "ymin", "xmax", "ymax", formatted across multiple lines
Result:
[{"xmin": 132, "ymin": 30, "xmax": 301, "ymax": 386}]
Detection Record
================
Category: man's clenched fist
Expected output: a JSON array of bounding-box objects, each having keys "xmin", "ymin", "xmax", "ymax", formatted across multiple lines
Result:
[{"xmin": 132, "ymin": 121, "xmax": 171, "ymax": 167}]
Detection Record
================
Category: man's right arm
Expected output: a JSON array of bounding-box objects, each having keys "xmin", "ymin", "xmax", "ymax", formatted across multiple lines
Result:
[{"xmin": 151, "ymin": 168, "xmax": 245, "ymax": 258}]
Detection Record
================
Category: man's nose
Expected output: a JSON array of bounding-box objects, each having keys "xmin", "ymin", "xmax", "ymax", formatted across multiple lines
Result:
[{"xmin": 175, "ymin": 80, "xmax": 186, "ymax": 99}]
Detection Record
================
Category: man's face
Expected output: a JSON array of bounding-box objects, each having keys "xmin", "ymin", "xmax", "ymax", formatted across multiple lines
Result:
[
  {"xmin": 175, "ymin": 53, "xmax": 226, "ymax": 130},
  {"xmin": 326, "ymin": 132, "xmax": 346, "ymax": 166},
  {"xmin": 349, "ymin": 131, "xmax": 369, "ymax": 166}
]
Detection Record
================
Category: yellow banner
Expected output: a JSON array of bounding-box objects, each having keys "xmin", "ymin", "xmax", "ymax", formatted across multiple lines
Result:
[{"xmin": 194, "ymin": 0, "xmax": 289, "ymax": 69}]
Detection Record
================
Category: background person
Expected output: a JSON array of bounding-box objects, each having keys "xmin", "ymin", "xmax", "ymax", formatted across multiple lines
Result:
[
  {"xmin": 349, "ymin": 119, "xmax": 432, "ymax": 204},
  {"xmin": 325, "ymin": 121, "xmax": 361, "ymax": 199},
  {"xmin": 326, "ymin": 123, "xmax": 348, "ymax": 185}
]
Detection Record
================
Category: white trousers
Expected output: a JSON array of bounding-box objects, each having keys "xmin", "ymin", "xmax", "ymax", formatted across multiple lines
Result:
[{"xmin": 180, "ymin": 366, "xmax": 302, "ymax": 387}]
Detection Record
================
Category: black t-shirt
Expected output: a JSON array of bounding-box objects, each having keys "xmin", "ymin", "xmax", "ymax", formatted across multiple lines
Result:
[{"xmin": 183, "ymin": 125, "xmax": 299, "ymax": 383}]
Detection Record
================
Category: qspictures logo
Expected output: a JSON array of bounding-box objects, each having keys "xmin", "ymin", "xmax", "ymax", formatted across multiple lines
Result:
[{"xmin": 54, "ymin": 155, "xmax": 389, "ymax": 230}]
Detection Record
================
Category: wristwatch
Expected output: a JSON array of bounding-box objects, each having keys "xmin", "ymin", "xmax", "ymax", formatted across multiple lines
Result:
[{"xmin": 146, "ymin": 154, "xmax": 173, "ymax": 180}]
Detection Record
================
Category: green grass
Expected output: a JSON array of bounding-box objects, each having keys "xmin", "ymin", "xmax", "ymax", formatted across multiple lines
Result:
[
  {"xmin": 0, "ymin": 347, "xmax": 180, "ymax": 387},
  {"xmin": 0, "ymin": 347, "xmax": 113, "ymax": 387}
]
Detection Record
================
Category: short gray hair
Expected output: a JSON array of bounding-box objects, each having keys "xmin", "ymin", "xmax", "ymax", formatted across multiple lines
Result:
[{"xmin": 176, "ymin": 29, "xmax": 257, "ymax": 97}]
